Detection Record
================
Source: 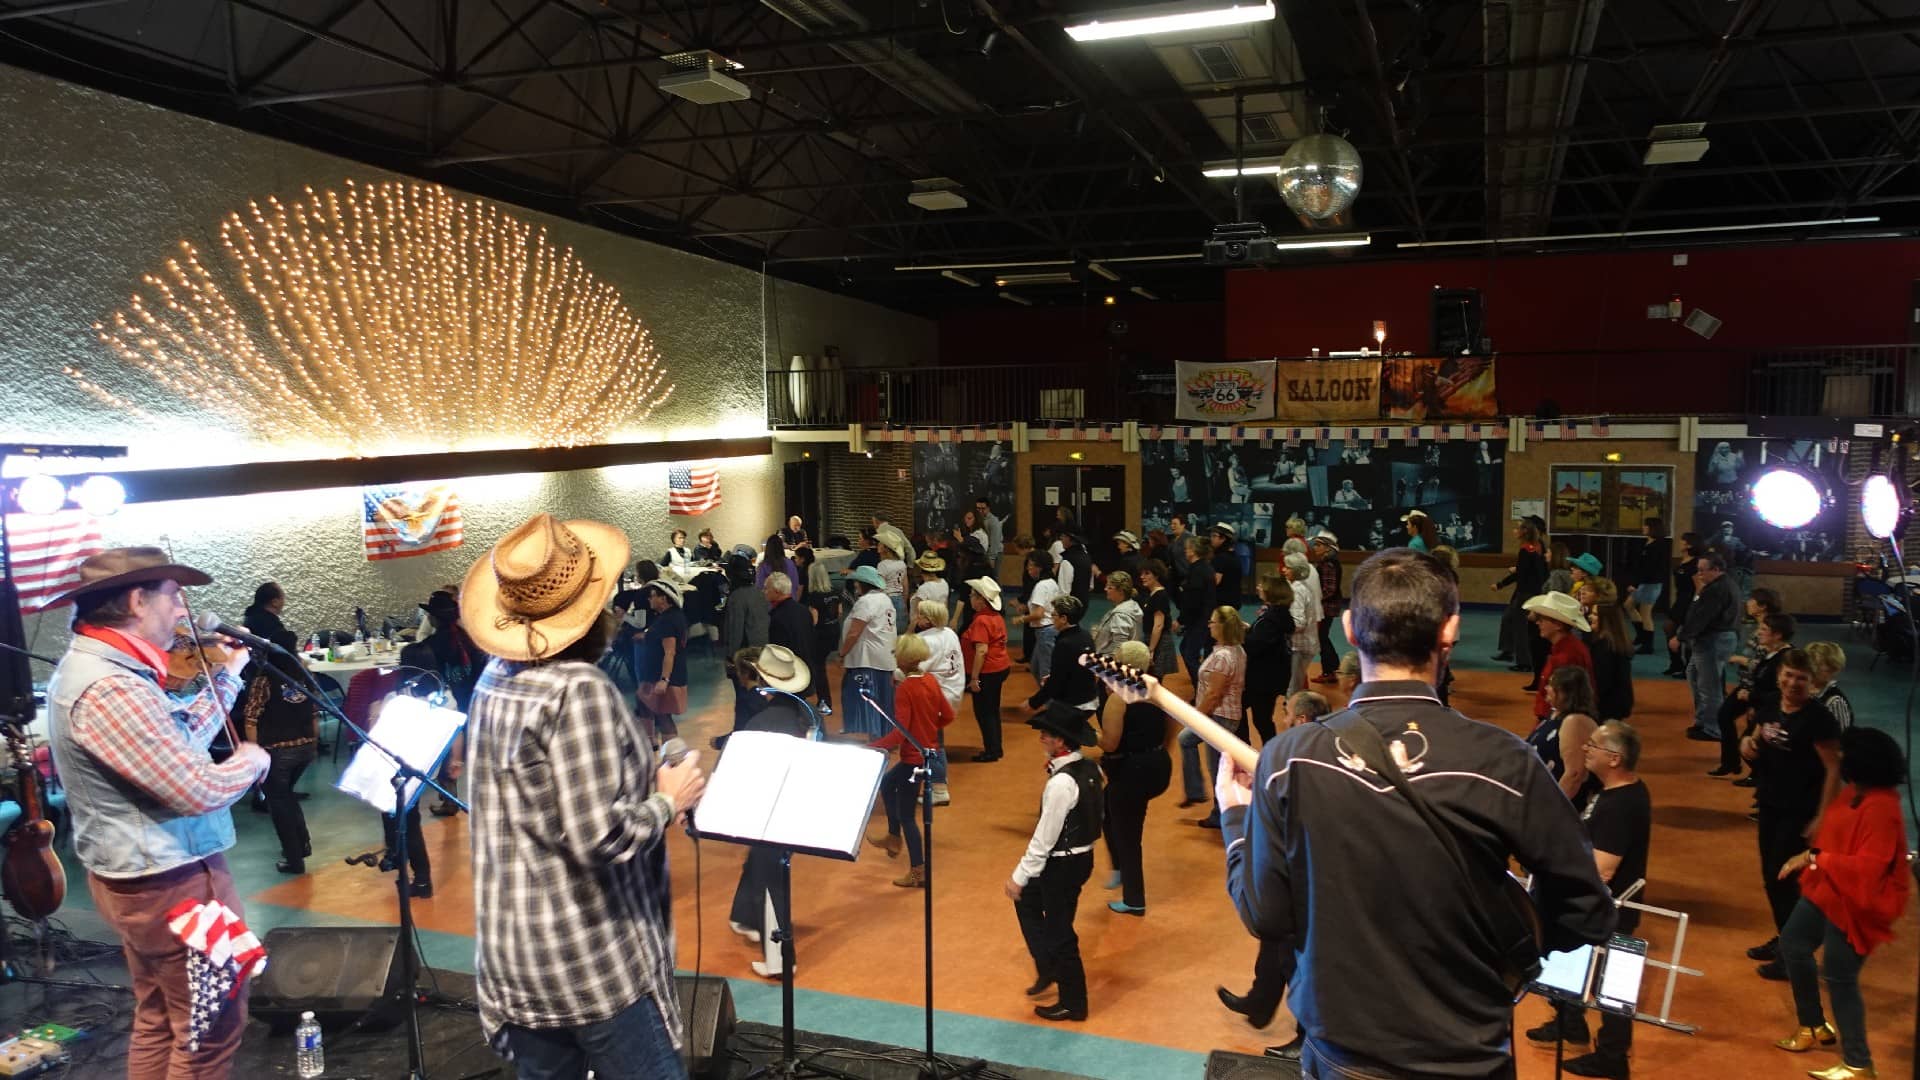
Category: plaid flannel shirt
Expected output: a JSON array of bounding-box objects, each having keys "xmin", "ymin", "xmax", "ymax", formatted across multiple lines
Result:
[
  {"xmin": 465, "ymin": 658, "xmax": 682, "ymax": 1047},
  {"xmin": 70, "ymin": 669, "xmax": 253, "ymax": 817}
]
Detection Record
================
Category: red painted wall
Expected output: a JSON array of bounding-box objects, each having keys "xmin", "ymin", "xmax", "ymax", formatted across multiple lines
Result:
[{"xmin": 938, "ymin": 300, "xmax": 1225, "ymax": 369}]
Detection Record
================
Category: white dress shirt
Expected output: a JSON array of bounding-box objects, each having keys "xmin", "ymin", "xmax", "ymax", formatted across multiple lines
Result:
[{"xmin": 1013, "ymin": 752, "xmax": 1086, "ymax": 886}]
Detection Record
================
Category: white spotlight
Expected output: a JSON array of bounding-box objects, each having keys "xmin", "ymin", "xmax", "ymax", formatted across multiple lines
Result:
[
  {"xmin": 13, "ymin": 474, "xmax": 67, "ymax": 515},
  {"xmin": 74, "ymin": 474, "xmax": 127, "ymax": 516},
  {"xmin": 1749, "ymin": 468, "xmax": 1823, "ymax": 530},
  {"xmin": 1861, "ymin": 474, "xmax": 1906, "ymax": 540}
]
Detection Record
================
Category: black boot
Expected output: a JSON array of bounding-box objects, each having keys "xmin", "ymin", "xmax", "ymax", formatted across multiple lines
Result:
[
  {"xmin": 1663, "ymin": 646, "xmax": 1686, "ymax": 677},
  {"xmin": 1634, "ymin": 627, "xmax": 1655, "ymax": 655}
]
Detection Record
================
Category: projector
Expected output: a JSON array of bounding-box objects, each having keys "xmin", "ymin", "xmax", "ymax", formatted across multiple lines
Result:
[
  {"xmin": 1203, "ymin": 222, "xmax": 1280, "ymax": 266},
  {"xmin": 658, "ymin": 50, "xmax": 750, "ymax": 105}
]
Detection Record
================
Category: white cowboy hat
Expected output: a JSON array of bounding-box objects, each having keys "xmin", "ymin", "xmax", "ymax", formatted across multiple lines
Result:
[
  {"xmin": 751, "ymin": 644, "xmax": 811, "ymax": 694},
  {"xmin": 1311, "ymin": 532, "xmax": 1340, "ymax": 549},
  {"xmin": 966, "ymin": 577, "xmax": 1003, "ymax": 611},
  {"xmin": 462, "ymin": 513, "xmax": 630, "ymax": 662},
  {"xmin": 1112, "ymin": 530, "xmax": 1140, "ymax": 548},
  {"xmin": 1523, "ymin": 590, "xmax": 1591, "ymax": 633},
  {"xmin": 1400, "ymin": 508, "xmax": 1430, "ymax": 523}
]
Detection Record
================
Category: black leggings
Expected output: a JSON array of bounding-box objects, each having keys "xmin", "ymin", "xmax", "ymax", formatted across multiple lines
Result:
[{"xmin": 971, "ymin": 669, "xmax": 1009, "ymax": 757}]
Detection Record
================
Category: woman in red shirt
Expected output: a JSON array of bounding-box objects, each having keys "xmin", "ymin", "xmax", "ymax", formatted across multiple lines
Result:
[
  {"xmin": 1522, "ymin": 591, "xmax": 1592, "ymax": 720},
  {"xmin": 1771, "ymin": 726, "xmax": 1911, "ymax": 1077},
  {"xmin": 867, "ymin": 633, "xmax": 954, "ymax": 889},
  {"xmin": 961, "ymin": 578, "xmax": 1012, "ymax": 763}
]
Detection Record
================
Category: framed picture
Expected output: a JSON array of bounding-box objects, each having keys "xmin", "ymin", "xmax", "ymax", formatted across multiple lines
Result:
[{"xmin": 1551, "ymin": 464, "xmax": 1675, "ymax": 535}]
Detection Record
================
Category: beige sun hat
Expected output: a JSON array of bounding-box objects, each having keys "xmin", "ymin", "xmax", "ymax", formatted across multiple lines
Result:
[
  {"xmin": 461, "ymin": 513, "xmax": 630, "ymax": 662},
  {"xmin": 966, "ymin": 577, "xmax": 1003, "ymax": 611},
  {"xmin": 1523, "ymin": 590, "xmax": 1591, "ymax": 633}
]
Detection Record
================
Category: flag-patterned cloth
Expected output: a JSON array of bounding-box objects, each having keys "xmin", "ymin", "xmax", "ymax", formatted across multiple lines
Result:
[
  {"xmin": 165, "ymin": 899, "xmax": 266, "ymax": 1051},
  {"xmin": 363, "ymin": 484, "xmax": 463, "ymax": 562},
  {"xmin": 668, "ymin": 466, "xmax": 721, "ymax": 515},
  {"xmin": 6, "ymin": 510, "xmax": 104, "ymax": 612}
]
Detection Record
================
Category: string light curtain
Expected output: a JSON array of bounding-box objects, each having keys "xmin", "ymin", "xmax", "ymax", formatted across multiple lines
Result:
[{"xmin": 76, "ymin": 179, "xmax": 674, "ymax": 455}]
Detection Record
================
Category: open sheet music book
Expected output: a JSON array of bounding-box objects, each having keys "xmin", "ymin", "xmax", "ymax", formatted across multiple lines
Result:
[
  {"xmin": 692, "ymin": 731, "xmax": 887, "ymax": 861},
  {"xmin": 336, "ymin": 695, "xmax": 466, "ymax": 814}
]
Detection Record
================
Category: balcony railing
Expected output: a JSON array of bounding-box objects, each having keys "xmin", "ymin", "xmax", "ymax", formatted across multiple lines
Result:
[
  {"xmin": 766, "ymin": 363, "xmax": 1160, "ymax": 428},
  {"xmin": 1747, "ymin": 345, "xmax": 1918, "ymax": 418}
]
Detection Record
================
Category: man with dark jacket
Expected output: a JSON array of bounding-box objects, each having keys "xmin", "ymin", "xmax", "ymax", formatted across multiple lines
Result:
[
  {"xmin": 1058, "ymin": 531, "xmax": 1093, "ymax": 606},
  {"xmin": 1218, "ymin": 548, "xmax": 1615, "ymax": 1078},
  {"xmin": 763, "ymin": 571, "xmax": 813, "ymax": 698},
  {"xmin": 1671, "ymin": 553, "xmax": 1740, "ymax": 741},
  {"xmin": 1027, "ymin": 596, "xmax": 1097, "ymax": 714}
]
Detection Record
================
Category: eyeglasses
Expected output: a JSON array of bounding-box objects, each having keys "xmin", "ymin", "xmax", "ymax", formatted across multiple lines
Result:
[{"xmin": 1583, "ymin": 741, "xmax": 1619, "ymax": 755}]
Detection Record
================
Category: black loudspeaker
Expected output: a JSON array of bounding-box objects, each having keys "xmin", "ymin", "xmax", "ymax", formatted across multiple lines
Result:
[
  {"xmin": 1431, "ymin": 287, "xmax": 1487, "ymax": 356},
  {"xmin": 676, "ymin": 976, "xmax": 737, "ymax": 1080},
  {"xmin": 1205, "ymin": 1049, "xmax": 1300, "ymax": 1079},
  {"xmin": 249, "ymin": 926, "xmax": 405, "ymax": 1033}
]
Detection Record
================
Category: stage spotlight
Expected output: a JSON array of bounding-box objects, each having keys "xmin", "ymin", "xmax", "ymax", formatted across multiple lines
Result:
[
  {"xmin": 1862, "ymin": 474, "xmax": 1907, "ymax": 540},
  {"xmin": 13, "ymin": 474, "xmax": 66, "ymax": 515},
  {"xmin": 1750, "ymin": 467, "xmax": 1824, "ymax": 529},
  {"xmin": 73, "ymin": 474, "xmax": 126, "ymax": 516}
]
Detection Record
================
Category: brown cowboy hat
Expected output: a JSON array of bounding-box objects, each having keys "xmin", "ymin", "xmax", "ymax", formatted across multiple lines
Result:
[
  {"xmin": 461, "ymin": 513, "xmax": 630, "ymax": 662},
  {"xmin": 44, "ymin": 547, "xmax": 212, "ymax": 609}
]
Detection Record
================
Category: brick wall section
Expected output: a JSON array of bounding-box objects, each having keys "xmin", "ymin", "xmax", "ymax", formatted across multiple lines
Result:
[{"xmin": 821, "ymin": 445, "xmax": 913, "ymax": 544}]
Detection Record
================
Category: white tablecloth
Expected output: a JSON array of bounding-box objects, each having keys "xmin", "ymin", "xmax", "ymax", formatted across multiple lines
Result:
[{"xmin": 304, "ymin": 654, "xmax": 390, "ymax": 677}]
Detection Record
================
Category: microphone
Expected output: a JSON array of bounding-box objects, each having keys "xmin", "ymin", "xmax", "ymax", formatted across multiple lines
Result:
[
  {"xmin": 656, "ymin": 737, "xmax": 698, "ymax": 838},
  {"xmin": 191, "ymin": 612, "xmax": 279, "ymax": 653}
]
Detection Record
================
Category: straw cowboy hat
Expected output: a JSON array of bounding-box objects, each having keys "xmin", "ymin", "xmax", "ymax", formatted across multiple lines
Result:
[
  {"xmin": 966, "ymin": 577, "xmax": 1003, "ymax": 611},
  {"xmin": 751, "ymin": 644, "xmax": 811, "ymax": 694},
  {"xmin": 1311, "ymin": 532, "xmax": 1341, "ymax": 549},
  {"xmin": 875, "ymin": 525, "xmax": 910, "ymax": 557},
  {"xmin": 1029, "ymin": 701, "xmax": 1098, "ymax": 747},
  {"xmin": 1112, "ymin": 530, "xmax": 1140, "ymax": 549},
  {"xmin": 1400, "ymin": 508, "xmax": 1430, "ymax": 524},
  {"xmin": 461, "ymin": 513, "xmax": 630, "ymax": 662},
  {"xmin": 914, "ymin": 551, "xmax": 947, "ymax": 573},
  {"xmin": 45, "ymin": 547, "xmax": 212, "ymax": 609},
  {"xmin": 1523, "ymin": 590, "xmax": 1591, "ymax": 633}
]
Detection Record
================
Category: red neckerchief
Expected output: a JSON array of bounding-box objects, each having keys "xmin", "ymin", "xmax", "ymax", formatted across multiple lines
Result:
[{"xmin": 77, "ymin": 624, "xmax": 170, "ymax": 676}]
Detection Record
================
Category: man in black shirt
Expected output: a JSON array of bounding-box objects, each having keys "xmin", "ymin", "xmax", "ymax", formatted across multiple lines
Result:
[
  {"xmin": 1741, "ymin": 649, "xmax": 1841, "ymax": 977},
  {"xmin": 1220, "ymin": 548, "xmax": 1614, "ymax": 1078},
  {"xmin": 1209, "ymin": 523, "xmax": 1243, "ymax": 610},
  {"xmin": 1058, "ymin": 531, "xmax": 1093, "ymax": 605},
  {"xmin": 1526, "ymin": 720, "xmax": 1651, "ymax": 1077}
]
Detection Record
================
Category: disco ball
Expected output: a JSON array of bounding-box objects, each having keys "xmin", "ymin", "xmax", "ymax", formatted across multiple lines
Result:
[{"xmin": 1277, "ymin": 134, "xmax": 1364, "ymax": 220}]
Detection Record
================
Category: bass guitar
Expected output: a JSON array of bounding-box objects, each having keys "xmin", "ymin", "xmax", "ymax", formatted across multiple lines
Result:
[
  {"xmin": 1077, "ymin": 653, "xmax": 1546, "ymax": 1001},
  {"xmin": 2, "ymin": 724, "xmax": 65, "ymax": 919}
]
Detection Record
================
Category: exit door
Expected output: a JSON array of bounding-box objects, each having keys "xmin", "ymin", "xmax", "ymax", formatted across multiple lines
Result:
[{"xmin": 1030, "ymin": 465, "xmax": 1128, "ymax": 574}]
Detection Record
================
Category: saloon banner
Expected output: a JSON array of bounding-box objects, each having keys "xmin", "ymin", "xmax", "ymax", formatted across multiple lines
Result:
[
  {"xmin": 1273, "ymin": 360, "xmax": 1382, "ymax": 421},
  {"xmin": 1176, "ymin": 360, "xmax": 1277, "ymax": 422}
]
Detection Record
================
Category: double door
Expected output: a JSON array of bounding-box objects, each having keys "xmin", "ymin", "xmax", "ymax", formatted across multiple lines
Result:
[{"xmin": 1030, "ymin": 465, "xmax": 1128, "ymax": 579}]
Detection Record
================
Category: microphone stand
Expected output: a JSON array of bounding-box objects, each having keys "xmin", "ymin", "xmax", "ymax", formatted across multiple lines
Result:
[
  {"xmin": 857, "ymin": 690, "xmax": 987, "ymax": 1080},
  {"xmin": 244, "ymin": 645, "xmax": 467, "ymax": 1080}
]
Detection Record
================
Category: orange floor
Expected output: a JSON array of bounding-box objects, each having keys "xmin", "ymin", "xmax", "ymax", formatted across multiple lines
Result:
[{"xmin": 257, "ymin": 657, "xmax": 1918, "ymax": 1079}]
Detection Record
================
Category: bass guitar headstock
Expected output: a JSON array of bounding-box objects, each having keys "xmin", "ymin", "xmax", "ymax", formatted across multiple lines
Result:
[{"xmin": 1078, "ymin": 652, "xmax": 1158, "ymax": 705}]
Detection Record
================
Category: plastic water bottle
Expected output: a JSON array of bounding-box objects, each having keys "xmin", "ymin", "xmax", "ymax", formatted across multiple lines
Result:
[{"xmin": 295, "ymin": 1011, "xmax": 323, "ymax": 1077}]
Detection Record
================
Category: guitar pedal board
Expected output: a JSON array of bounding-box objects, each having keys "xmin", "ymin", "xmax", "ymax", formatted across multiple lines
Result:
[{"xmin": 0, "ymin": 1035, "xmax": 67, "ymax": 1077}]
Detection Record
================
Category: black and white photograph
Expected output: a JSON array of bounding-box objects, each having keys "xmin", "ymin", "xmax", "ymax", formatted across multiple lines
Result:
[
  {"xmin": 914, "ymin": 441, "xmax": 1015, "ymax": 538},
  {"xmin": 1690, "ymin": 436, "xmax": 1846, "ymax": 563}
]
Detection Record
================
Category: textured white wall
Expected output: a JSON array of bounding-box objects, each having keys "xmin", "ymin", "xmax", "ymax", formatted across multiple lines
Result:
[{"xmin": 0, "ymin": 63, "xmax": 928, "ymax": 667}]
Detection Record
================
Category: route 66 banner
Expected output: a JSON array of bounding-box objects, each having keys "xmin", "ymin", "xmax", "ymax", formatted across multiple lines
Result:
[
  {"xmin": 362, "ymin": 483, "xmax": 464, "ymax": 561},
  {"xmin": 1176, "ymin": 360, "xmax": 1277, "ymax": 422}
]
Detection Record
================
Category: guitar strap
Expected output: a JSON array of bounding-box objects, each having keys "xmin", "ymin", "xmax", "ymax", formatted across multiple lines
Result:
[{"xmin": 1325, "ymin": 706, "xmax": 1542, "ymax": 988}]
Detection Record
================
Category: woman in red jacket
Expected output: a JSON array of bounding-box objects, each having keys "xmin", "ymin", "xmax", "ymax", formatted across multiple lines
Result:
[
  {"xmin": 1771, "ymin": 725, "xmax": 1911, "ymax": 1078},
  {"xmin": 866, "ymin": 633, "xmax": 953, "ymax": 889}
]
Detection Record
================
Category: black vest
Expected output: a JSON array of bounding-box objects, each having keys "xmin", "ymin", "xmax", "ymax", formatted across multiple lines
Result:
[{"xmin": 1048, "ymin": 757, "xmax": 1104, "ymax": 852}]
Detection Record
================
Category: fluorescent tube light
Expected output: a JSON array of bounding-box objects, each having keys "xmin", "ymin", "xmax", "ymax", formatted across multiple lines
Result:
[
  {"xmin": 1270, "ymin": 234, "xmax": 1372, "ymax": 250},
  {"xmin": 1202, "ymin": 163, "xmax": 1285, "ymax": 178},
  {"xmin": 1089, "ymin": 262, "xmax": 1122, "ymax": 282},
  {"xmin": 893, "ymin": 259, "xmax": 1074, "ymax": 272},
  {"xmin": 940, "ymin": 270, "xmax": 981, "ymax": 287},
  {"xmin": 1396, "ymin": 216, "xmax": 1881, "ymax": 249},
  {"xmin": 1066, "ymin": 1, "xmax": 1276, "ymax": 42},
  {"xmin": 998, "ymin": 291, "xmax": 1033, "ymax": 306},
  {"xmin": 1130, "ymin": 286, "xmax": 1160, "ymax": 300}
]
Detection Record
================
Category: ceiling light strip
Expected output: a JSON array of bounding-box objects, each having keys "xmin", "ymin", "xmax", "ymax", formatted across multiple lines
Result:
[
  {"xmin": 1397, "ymin": 217, "xmax": 1882, "ymax": 249},
  {"xmin": 1065, "ymin": 1, "xmax": 1277, "ymax": 43},
  {"xmin": 894, "ymin": 259, "xmax": 1076, "ymax": 272}
]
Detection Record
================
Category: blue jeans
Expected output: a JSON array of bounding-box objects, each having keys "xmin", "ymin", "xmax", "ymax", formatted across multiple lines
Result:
[
  {"xmin": 1031, "ymin": 624, "xmax": 1059, "ymax": 684},
  {"xmin": 842, "ymin": 667, "xmax": 895, "ymax": 738},
  {"xmin": 1780, "ymin": 897, "xmax": 1874, "ymax": 1068},
  {"xmin": 502, "ymin": 993, "xmax": 685, "ymax": 1080},
  {"xmin": 1685, "ymin": 630, "xmax": 1737, "ymax": 736}
]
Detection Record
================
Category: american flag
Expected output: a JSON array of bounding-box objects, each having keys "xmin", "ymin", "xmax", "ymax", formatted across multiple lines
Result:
[
  {"xmin": 362, "ymin": 484, "xmax": 463, "ymax": 561},
  {"xmin": 668, "ymin": 465, "xmax": 722, "ymax": 515},
  {"xmin": 6, "ymin": 510, "xmax": 104, "ymax": 613}
]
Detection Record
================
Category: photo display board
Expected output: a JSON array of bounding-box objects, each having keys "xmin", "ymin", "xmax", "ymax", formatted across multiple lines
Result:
[
  {"xmin": 1548, "ymin": 465, "xmax": 1674, "ymax": 536},
  {"xmin": 913, "ymin": 441, "xmax": 1015, "ymax": 539},
  {"xmin": 1141, "ymin": 436, "xmax": 1506, "ymax": 553}
]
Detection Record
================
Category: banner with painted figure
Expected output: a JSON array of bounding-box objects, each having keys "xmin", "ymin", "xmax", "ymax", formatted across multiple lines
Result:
[
  {"xmin": 1273, "ymin": 360, "xmax": 1382, "ymax": 421},
  {"xmin": 1382, "ymin": 356, "xmax": 1498, "ymax": 420},
  {"xmin": 1176, "ymin": 360, "xmax": 1277, "ymax": 422}
]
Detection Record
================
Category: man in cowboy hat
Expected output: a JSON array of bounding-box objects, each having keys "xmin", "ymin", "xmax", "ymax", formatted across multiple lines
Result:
[
  {"xmin": 1308, "ymin": 533, "xmax": 1344, "ymax": 684},
  {"xmin": 1006, "ymin": 702, "xmax": 1103, "ymax": 1023},
  {"xmin": 1208, "ymin": 522, "xmax": 1243, "ymax": 608},
  {"xmin": 461, "ymin": 514, "xmax": 708, "ymax": 1076},
  {"xmin": 44, "ymin": 547, "xmax": 271, "ymax": 1078}
]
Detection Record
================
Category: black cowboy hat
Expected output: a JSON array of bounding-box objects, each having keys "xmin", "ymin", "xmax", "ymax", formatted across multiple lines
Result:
[{"xmin": 1029, "ymin": 701, "xmax": 1098, "ymax": 747}]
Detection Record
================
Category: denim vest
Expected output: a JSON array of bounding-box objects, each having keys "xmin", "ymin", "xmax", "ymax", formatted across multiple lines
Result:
[{"xmin": 47, "ymin": 637, "xmax": 235, "ymax": 879}]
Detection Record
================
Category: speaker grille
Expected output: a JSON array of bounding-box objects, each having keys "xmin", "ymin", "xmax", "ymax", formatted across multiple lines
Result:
[{"xmin": 250, "ymin": 926, "xmax": 404, "ymax": 1032}]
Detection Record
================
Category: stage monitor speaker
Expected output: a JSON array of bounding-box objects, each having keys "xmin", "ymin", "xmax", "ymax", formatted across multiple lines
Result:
[
  {"xmin": 1431, "ymin": 287, "xmax": 1487, "ymax": 356},
  {"xmin": 677, "ymin": 975, "xmax": 737, "ymax": 1080},
  {"xmin": 1206, "ymin": 1048, "xmax": 1300, "ymax": 1079},
  {"xmin": 249, "ymin": 926, "xmax": 405, "ymax": 1033}
]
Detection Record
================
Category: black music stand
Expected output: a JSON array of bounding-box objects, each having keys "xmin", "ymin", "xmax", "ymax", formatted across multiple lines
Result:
[{"xmin": 691, "ymin": 730, "xmax": 885, "ymax": 1079}]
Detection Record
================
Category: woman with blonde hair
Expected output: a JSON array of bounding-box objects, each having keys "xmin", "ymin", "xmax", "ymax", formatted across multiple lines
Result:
[
  {"xmin": 1805, "ymin": 641, "xmax": 1853, "ymax": 729},
  {"xmin": 1284, "ymin": 552, "xmax": 1322, "ymax": 694},
  {"xmin": 1090, "ymin": 571, "xmax": 1143, "ymax": 655},
  {"xmin": 1098, "ymin": 639, "xmax": 1173, "ymax": 915},
  {"xmin": 865, "ymin": 633, "xmax": 952, "ymax": 888},
  {"xmin": 1185, "ymin": 606, "xmax": 1248, "ymax": 829}
]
